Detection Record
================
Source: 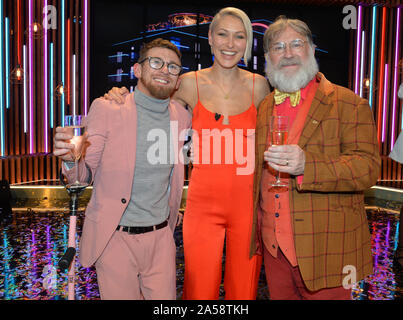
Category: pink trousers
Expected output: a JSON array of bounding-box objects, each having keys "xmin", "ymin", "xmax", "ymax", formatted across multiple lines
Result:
[
  {"xmin": 94, "ymin": 226, "xmax": 176, "ymax": 300},
  {"xmin": 263, "ymin": 246, "xmax": 352, "ymax": 300}
]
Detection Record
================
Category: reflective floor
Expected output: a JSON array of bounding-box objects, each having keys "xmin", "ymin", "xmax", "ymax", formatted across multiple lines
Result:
[{"xmin": 0, "ymin": 200, "xmax": 402, "ymax": 300}]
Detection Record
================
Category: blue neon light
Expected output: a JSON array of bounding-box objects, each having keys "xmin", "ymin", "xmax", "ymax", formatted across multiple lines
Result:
[
  {"xmin": 369, "ymin": 5, "xmax": 377, "ymax": 109},
  {"xmin": 61, "ymin": 0, "xmax": 65, "ymax": 126},
  {"xmin": 5, "ymin": 17, "xmax": 10, "ymax": 109},
  {"xmin": 0, "ymin": 0, "xmax": 5, "ymax": 156},
  {"xmin": 108, "ymin": 53, "xmax": 130, "ymax": 58},
  {"xmin": 23, "ymin": 45, "xmax": 27, "ymax": 133},
  {"xmin": 108, "ymin": 73, "xmax": 129, "ymax": 77},
  {"xmin": 50, "ymin": 43, "xmax": 54, "ymax": 128}
]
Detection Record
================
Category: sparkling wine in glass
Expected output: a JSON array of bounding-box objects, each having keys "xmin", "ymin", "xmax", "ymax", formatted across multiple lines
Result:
[
  {"xmin": 269, "ymin": 115, "xmax": 289, "ymax": 187},
  {"xmin": 64, "ymin": 115, "xmax": 88, "ymax": 189}
]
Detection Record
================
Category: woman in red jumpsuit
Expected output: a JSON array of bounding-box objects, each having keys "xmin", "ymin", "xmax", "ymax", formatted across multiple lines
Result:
[
  {"xmin": 105, "ymin": 7, "xmax": 270, "ymax": 299},
  {"xmin": 175, "ymin": 7, "xmax": 269, "ymax": 299}
]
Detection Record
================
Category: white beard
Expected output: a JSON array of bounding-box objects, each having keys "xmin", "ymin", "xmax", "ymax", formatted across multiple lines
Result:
[{"xmin": 265, "ymin": 50, "xmax": 319, "ymax": 93}]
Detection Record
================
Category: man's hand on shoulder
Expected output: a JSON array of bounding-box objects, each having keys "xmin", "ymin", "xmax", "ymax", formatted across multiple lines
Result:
[{"xmin": 104, "ymin": 87, "xmax": 129, "ymax": 104}]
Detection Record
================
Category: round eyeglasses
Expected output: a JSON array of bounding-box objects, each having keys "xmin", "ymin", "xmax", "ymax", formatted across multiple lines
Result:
[
  {"xmin": 269, "ymin": 39, "xmax": 307, "ymax": 55},
  {"xmin": 138, "ymin": 56, "xmax": 182, "ymax": 76}
]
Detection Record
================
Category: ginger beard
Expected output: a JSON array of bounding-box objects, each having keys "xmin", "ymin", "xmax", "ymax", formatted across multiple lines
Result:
[
  {"xmin": 135, "ymin": 47, "xmax": 181, "ymax": 100},
  {"xmin": 140, "ymin": 74, "xmax": 177, "ymax": 100}
]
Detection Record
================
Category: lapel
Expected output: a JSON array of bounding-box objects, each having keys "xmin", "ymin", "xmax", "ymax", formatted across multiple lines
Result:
[
  {"xmin": 297, "ymin": 73, "xmax": 335, "ymax": 149},
  {"xmin": 169, "ymin": 101, "xmax": 181, "ymax": 167},
  {"xmin": 254, "ymin": 94, "xmax": 274, "ymax": 206},
  {"xmin": 167, "ymin": 101, "xmax": 183, "ymax": 231},
  {"xmin": 257, "ymin": 94, "xmax": 275, "ymax": 166},
  {"xmin": 120, "ymin": 92, "xmax": 137, "ymax": 179}
]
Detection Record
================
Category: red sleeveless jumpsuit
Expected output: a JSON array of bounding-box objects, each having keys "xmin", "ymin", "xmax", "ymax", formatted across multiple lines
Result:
[{"xmin": 182, "ymin": 72, "xmax": 262, "ymax": 300}]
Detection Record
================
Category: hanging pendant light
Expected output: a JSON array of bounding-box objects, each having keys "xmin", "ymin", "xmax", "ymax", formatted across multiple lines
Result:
[
  {"xmin": 25, "ymin": 22, "xmax": 43, "ymax": 40},
  {"xmin": 55, "ymin": 83, "xmax": 69, "ymax": 100},
  {"xmin": 10, "ymin": 64, "xmax": 24, "ymax": 84},
  {"xmin": 362, "ymin": 77, "xmax": 370, "ymax": 91}
]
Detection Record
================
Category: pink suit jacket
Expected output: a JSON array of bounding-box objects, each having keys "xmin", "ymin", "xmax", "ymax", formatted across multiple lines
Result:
[{"xmin": 63, "ymin": 93, "xmax": 192, "ymax": 268}]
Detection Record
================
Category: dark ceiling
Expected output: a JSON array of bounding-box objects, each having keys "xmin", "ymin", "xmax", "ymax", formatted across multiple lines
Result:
[{"xmin": 232, "ymin": 0, "xmax": 401, "ymax": 7}]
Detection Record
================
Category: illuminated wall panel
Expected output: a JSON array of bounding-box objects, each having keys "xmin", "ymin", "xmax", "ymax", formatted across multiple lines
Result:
[
  {"xmin": 0, "ymin": 0, "xmax": 401, "ymax": 185},
  {"xmin": 0, "ymin": 0, "xmax": 90, "ymax": 183},
  {"xmin": 351, "ymin": 4, "xmax": 402, "ymax": 182}
]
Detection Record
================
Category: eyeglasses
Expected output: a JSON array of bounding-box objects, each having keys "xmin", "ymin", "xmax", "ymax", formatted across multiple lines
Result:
[
  {"xmin": 269, "ymin": 39, "xmax": 307, "ymax": 55},
  {"xmin": 138, "ymin": 56, "xmax": 182, "ymax": 76}
]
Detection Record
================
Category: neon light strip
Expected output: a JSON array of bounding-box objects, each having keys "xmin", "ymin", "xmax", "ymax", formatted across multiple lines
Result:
[
  {"xmin": 17, "ymin": 0, "xmax": 21, "ymax": 65},
  {"xmin": 359, "ymin": 31, "xmax": 365, "ymax": 98},
  {"xmin": 377, "ymin": 7, "xmax": 387, "ymax": 142},
  {"xmin": 112, "ymin": 29, "xmax": 209, "ymax": 47},
  {"xmin": 354, "ymin": 5, "xmax": 362, "ymax": 94},
  {"xmin": 5, "ymin": 18, "xmax": 10, "ymax": 109},
  {"xmin": 252, "ymin": 19, "xmax": 275, "ymax": 24},
  {"xmin": 108, "ymin": 73, "xmax": 129, "ymax": 77},
  {"xmin": 23, "ymin": 45, "xmax": 27, "ymax": 133},
  {"xmin": 0, "ymin": 0, "xmax": 4, "ymax": 156},
  {"xmin": 84, "ymin": 0, "xmax": 88, "ymax": 115},
  {"xmin": 108, "ymin": 54, "xmax": 130, "ymax": 58},
  {"xmin": 72, "ymin": 54, "xmax": 76, "ymax": 115},
  {"xmin": 44, "ymin": 0, "xmax": 48, "ymax": 152},
  {"xmin": 50, "ymin": 43, "xmax": 54, "ymax": 128},
  {"xmin": 11, "ymin": 185, "xmax": 92, "ymax": 190},
  {"xmin": 29, "ymin": 0, "xmax": 34, "ymax": 154},
  {"xmin": 369, "ymin": 5, "xmax": 377, "ymax": 109},
  {"xmin": 391, "ymin": 7, "xmax": 401, "ymax": 149},
  {"xmin": 382, "ymin": 64, "xmax": 389, "ymax": 143},
  {"xmin": 67, "ymin": 19, "xmax": 71, "ymax": 107},
  {"xmin": 61, "ymin": 0, "xmax": 65, "ymax": 126},
  {"xmin": 251, "ymin": 22, "xmax": 269, "ymax": 29}
]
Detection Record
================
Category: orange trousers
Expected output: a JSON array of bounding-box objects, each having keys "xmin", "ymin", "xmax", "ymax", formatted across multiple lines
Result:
[{"xmin": 183, "ymin": 167, "xmax": 262, "ymax": 300}]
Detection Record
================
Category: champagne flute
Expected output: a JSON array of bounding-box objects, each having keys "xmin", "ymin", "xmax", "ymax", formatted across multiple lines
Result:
[
  {"xmin": 64, "ymin": 115, "xmax": 88, "ymax": 189},
  {"xmin": 269, "ymin": 115, "xmax": 289, "ymax": 187}
]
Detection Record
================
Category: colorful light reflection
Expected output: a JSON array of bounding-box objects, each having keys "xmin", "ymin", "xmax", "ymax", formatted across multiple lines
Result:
[
  {"xmin": 0, "ymin": 207, "xmax": 402, "ymax": 300},
  {"xmin": 354, "ymin": 5, "xmax": 363, "ymax": 95},
  {"xmin": 0, "ymin": 0, "xmax": 5, "ymax": 156},
  {"xmin": 391, "ymin": 7, "xmax": 401, "ymax": 150}
]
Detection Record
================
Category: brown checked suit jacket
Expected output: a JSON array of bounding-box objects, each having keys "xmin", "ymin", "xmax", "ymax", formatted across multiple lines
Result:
[{"xmin": 250, "ymin": 73, "xmax": 381, "ymax": 291}]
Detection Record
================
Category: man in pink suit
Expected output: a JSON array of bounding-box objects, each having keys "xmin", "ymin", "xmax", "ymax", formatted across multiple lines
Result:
[{"xmin": 53, "ymin": 38, "xmax": 191, "ymax": 299}]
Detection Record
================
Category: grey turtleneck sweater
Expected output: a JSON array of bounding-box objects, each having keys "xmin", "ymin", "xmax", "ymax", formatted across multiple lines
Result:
[{"xmin": 119, "ymin": 87, "xmax": 173, "ymax": 227}]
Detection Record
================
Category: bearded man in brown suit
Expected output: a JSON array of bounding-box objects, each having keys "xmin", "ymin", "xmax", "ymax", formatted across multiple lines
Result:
[{"xmin": 250, "ymin": 16, "xmax": 380, "ymax": 300}]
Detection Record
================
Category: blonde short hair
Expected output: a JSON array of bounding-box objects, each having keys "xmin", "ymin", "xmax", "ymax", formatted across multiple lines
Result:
[
  {"xmin": 263, "ymin": 15, "xmax": 314, "ymax": 54},
  {"xmin": 209, "ymin": 7, "xmax": 253, "ymax": 66}
]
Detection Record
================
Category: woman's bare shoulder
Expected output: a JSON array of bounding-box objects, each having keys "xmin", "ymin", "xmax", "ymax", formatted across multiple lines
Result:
[
  {"xmin": 173, "ymin": 71, "xmax": 198, "ymax": 109},
  {"xmin": 247, "ymin": 72, "xmax": 271, "ymax": 107},
  {"xmin": 180, "ymin": 70, "xmax": 196, "ymax": 81}
]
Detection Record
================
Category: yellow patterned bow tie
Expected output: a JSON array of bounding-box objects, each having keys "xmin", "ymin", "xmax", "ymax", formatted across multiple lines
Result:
[{"xmin": 274, "ymin": 89, "xmax": 301, "ymax": 107}]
